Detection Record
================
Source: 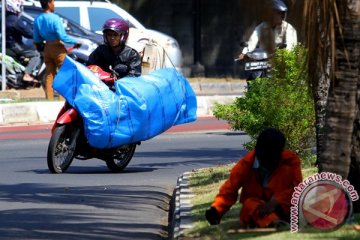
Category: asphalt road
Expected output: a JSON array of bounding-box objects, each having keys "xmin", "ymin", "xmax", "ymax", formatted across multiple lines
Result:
[{"xmin": 0, "ymin": 119, "xmax": 250, "ymax": 239}]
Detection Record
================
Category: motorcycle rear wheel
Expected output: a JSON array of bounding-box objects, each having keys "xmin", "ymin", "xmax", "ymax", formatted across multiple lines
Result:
[
  {"xmin": 106, "ymin": 144, "xmax": 137, "ymax": 172},
  {"xmin": 47, "ymin": 125, "xmax": 79, "ymax": 173}
]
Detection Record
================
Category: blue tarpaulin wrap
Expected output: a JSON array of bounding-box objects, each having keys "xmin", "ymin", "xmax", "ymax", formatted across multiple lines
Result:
[{"xmin": 53, "ymin": 56, "xmax": 197, "ymax": 149}]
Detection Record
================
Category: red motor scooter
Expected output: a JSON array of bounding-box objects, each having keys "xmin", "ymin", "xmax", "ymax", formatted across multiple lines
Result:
[{"xmin": 47, "ymin": 65, "xmax": 138, "ymax": 173}]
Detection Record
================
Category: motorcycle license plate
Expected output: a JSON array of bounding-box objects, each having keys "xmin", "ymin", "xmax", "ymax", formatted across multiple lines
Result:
[{"xmin": 245, "ymin": 61, "xmax": 268, "ymax": 71}]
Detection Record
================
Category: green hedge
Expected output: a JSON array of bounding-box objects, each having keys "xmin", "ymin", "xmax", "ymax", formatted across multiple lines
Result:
[{"xmin": 213, "ymin": 45, "xmax": 315, "ymax": 164}]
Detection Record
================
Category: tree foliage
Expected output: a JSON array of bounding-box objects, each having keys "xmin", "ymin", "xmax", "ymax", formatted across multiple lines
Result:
[{"xmin": 213, "ymin": 45, "xmax": 315, "ymax": 160}]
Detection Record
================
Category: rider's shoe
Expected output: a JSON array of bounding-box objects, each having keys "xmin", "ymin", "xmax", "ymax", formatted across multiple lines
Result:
[{"xmin": 23, "ymin": 73, "xmax": 35, "ymax": 82}]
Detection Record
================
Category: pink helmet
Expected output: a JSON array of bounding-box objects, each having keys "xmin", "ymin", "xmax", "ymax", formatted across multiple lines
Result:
[{"xmin": 102, "ymin": 18, "xmax": 129, "ymax": 46}]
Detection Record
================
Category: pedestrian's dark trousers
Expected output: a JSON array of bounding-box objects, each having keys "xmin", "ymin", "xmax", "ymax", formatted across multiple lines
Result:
[{"xmin": 10, "ymin": 42, "xmax": 41, "ymax": 75}]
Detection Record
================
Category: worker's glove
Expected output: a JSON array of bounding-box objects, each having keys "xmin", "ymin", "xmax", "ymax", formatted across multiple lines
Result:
[
  {"xmin": 205, "ymin": 207, "xmax": 221, "ymax": 225},
  {"xmin": 257, "ymin": 198, "xmax": 278, "ymax": 218}
]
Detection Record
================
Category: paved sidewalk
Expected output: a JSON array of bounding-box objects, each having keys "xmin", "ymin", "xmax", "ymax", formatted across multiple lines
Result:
[{"xmin": 0, "ymin": 80, "xmax": 246, "ymax": 125}]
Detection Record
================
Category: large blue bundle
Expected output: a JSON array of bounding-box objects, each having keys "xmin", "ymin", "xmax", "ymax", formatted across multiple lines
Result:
[{"xmin": 53, "ymin": 56, "xmax": 197, "ymax": 148}]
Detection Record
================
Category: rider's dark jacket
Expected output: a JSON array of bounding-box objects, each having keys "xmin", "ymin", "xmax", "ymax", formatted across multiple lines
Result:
[
  {"xmin": 86, "ymin": 44, "xmax": 142, "ymax": 78},
  {"xmin": 6, "ymin": 12, "xmax": 33, "ymax": 49}
]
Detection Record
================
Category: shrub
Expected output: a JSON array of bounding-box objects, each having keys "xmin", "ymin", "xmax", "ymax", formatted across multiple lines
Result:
[{"xmin": 213, "ymin": 45, "xmax": 315, "ymax": 162}]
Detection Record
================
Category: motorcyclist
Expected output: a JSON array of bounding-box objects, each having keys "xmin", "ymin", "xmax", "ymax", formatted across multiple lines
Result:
[
  {"xmin": 5, "ymin": 0, "xmax": 41, "ymax": 82},
  {"xmin": 86, "ymin": 18, "xmax": 142, "ymax": 79},
  {"xmin": 238, "ymin": 0, "xmax": 297, "ymax": 60}
]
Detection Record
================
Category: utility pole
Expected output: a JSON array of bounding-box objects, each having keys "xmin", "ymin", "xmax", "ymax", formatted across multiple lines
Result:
[
  {"xmin": 191, "ymin": 0, "xmax": 204, "ymax": 76},
  {"xmin": 1, "ymin": 0, "xmax": 6, "ymax": 91}
]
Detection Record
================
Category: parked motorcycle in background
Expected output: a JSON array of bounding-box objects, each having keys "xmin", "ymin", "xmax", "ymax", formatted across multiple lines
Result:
[
  {"xmin": 0, "ymin": 51, "xmax": 45, "ymax": 90},
  {"xmin": 0, "ymin": 40, "xmax": 94, "ymax": 91},
  {"xmin": 0, "ymin": 8, "xmax": 97, "ymax": 90}
]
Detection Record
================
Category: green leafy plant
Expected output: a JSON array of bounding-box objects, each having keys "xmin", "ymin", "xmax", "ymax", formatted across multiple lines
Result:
[{"xmin": 213, "ymin": 45, "xmax": 315, "ymax": 164}]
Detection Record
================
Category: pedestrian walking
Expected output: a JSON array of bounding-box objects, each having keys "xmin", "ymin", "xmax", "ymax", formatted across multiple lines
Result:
[{"xmin": 33, "ymin": 0, "xmax": 81, "ymax": 100}]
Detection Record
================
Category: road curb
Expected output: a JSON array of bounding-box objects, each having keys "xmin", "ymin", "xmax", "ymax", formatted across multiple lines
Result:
[
  {"xmin": 172, "ymin": 171, "xmax": 194, "ymax": 239},
  {"xmin": 0, "ymin": 101, "xmax": 64, "ymax": 125}
]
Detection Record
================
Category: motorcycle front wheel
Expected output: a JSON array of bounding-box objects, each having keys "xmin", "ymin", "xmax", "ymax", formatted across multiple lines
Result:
[
  {"xmin": 106, "ymin": 144, "xmax": 137, "ymax": 172},
  {"xmin": 47, "ymin": 125, "xmax": 79, "ymax": 173}
]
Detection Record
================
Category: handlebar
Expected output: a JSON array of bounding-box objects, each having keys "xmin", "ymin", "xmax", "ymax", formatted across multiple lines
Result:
[
  {"xmin": 66, "ymin": 43, "xmax": 82, "ymax": 52},
  {"xmin": 109, "ymin": 65, "xmax": 120, "ymax": 79}
]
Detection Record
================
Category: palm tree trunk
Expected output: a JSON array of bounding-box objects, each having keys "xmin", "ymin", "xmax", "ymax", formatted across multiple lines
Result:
[
  {"xmin": 318, "ymin": 77, "xmax": 357, "ymax": 178},
  {"xmin": 314, "ymin": 70, "xmax": 330, "ymax": 165},
  {"xmin": 318, "ymin": 0, "xmax": 360, "ymax": 179},
  {"xmin": 349, "ymin": 109, "xmax": 360, "ymax": 211}
]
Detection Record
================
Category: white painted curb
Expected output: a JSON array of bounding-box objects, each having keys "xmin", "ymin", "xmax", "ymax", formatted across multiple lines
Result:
[
  {"xmin": 172, "ymin": 171, "xmax": 194, "ymax": 239},
  {"xmin": 0, "ymin": 95, "xmax": 241, "ymax": 125}
]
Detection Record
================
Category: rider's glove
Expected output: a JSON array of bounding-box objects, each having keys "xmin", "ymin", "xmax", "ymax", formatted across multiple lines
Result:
[{"xmin": 113, "ymin": 64, "xmax": 130, "ymax": 76}]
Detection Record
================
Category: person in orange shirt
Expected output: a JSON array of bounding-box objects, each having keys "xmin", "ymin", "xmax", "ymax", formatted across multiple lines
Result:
[{"xmin": 205, "ymin": 128, "xmax": 302, "ymax": 228}]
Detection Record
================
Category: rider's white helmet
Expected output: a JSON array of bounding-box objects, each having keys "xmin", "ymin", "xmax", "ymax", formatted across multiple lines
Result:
[
  {"xmin": 272, "ymin": 0, "xmax": 288, "ymax": 20},
  {"xmin": 6, "ymin": 0, "xmax": 23, "ymax": 14},
  {"xmin": 273, "ymin": 0, "xmax": 288, "ymax": 12}
]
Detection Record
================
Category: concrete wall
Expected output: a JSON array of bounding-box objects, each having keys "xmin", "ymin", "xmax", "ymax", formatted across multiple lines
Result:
[{"xmin": 115, "ymin": 0, "xmax": 301, "ymax": 77}]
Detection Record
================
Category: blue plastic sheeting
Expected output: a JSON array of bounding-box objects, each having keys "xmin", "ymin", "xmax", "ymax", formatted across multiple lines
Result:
[{"xmin": 53, "ymin": 56, "xmax": 197, "ymax": 149}]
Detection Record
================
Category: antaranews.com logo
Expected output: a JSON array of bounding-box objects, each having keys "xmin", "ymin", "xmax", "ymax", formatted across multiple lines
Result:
[{"xmin": 290, "ymin": 172, "xmax": 359, "ymax": 232}]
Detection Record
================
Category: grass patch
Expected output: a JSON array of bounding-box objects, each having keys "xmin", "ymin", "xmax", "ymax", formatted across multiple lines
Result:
[{"xmin": 184, "ymin": 164, "xmax": 360, "ymax": 239}]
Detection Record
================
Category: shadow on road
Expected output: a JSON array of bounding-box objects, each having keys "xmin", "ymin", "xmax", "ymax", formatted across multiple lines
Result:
[
  {"xmin": 133, "ymin": 147, "xmax": 248, "ymax": 169},
  {"xmin": 31, "ymin": 166, "xmax": 159, "ymax": 175},
  {"xmin": 0, "ymin": 184, "xmax": 170, "ymax": 240}
]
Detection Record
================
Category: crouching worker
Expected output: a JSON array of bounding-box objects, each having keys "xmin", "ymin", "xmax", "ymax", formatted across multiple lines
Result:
[{"xmin": 205, "ymin": 128, "xmax": 302, "ymax": 228}]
